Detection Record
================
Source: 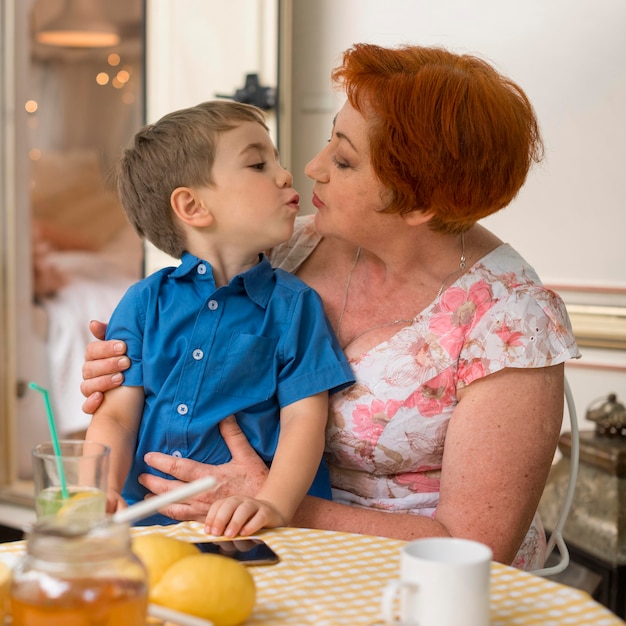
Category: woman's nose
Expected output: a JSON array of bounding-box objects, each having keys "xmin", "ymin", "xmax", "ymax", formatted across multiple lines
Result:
[{"xmin": 304, "ymin": 145, "xmax": 329, "ymax": 182}]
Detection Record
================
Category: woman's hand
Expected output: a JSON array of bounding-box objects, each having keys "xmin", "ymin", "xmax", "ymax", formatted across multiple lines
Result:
[
  {"xmin": 81, "ymin": 320, "xmax": 130, "ymax": 414},
  {"xmin": 138, "ymin": 416, "xmax": 269, "ymax": 523}
]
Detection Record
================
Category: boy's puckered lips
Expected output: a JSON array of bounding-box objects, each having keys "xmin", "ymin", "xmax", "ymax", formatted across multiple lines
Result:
[{"xmin": 287, "ymin": 193, "xmax": 300, "ymax": 210}]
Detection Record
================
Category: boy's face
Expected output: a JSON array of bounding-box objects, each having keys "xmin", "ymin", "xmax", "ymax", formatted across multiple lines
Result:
[{"xmin": 197, "ymin": 121, "xmax": 299, "ymax": 253}]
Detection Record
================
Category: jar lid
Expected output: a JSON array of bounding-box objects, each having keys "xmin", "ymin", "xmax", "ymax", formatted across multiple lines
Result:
[
  {"xmin": 25, "ymin": 515, "xmax": 131, "ymax": 561},
  {"xmin": 27, "ymin": 513, "xmax": 117, "ymax": 537}
]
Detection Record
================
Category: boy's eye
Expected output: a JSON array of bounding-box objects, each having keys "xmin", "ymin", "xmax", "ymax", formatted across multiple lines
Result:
[{"xmin": 250, "ymin": 161, "xmax": 266, "ymax": 170}]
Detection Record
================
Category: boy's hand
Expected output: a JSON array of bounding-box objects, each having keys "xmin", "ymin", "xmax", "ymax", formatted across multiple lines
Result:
[
  {"xmin": 205, "ymin": 496, "xmax": 287, "ymax": 538},
  {"xmin": 106, "ymin": 490, "xmax": 127, "ymax": 514}
]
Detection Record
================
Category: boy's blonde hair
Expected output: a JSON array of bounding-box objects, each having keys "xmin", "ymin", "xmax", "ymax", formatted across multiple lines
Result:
[{"xmin": 117, "ymin": 100, "xmax": 267, "ymax": 258}]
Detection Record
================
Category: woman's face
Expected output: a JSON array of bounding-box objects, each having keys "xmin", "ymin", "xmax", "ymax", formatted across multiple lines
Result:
[{"xmin": 304, "ymin": 101, "xmax": 391, "ymax": 243}]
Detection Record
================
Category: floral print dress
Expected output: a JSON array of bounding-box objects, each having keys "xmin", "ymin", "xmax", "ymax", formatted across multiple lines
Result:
[{"xmin": 270, "ymin": 216, "xmax": 580, "ymax": 570}]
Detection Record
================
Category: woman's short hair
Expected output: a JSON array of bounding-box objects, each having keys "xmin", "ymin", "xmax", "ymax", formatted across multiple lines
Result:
[
  {"xmin": 331, "ymin": 43, "xmax": 544, "ymax": 233},
  {"xmin": 116, "ymin": 100, "xmax": 267, "ymax": 258}
]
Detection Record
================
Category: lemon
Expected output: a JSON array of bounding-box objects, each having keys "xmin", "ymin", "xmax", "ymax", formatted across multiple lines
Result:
[
  {"xmin": 55, "ymin": 489, "xmax": 106, "ymax": 517},
  {"xmin": 132, "ymin": 534, "xmax": 200, "ymax": 588},
  {"xmin": 0, "ymin": 561, "xmax": 10, "ymax": 623},
  {"xmin": 151, "ymin": 553, "xmax": 256, "ymax": 626}
]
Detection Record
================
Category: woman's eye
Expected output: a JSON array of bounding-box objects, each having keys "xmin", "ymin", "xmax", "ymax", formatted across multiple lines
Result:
[{"xmin": 332, "ymin": 156, "xmax": 350, "ymax": 170}]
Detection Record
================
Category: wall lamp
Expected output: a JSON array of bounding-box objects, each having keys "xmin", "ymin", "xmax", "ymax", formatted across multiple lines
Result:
[{"xmin": 35, "ymin": 0, "xmax": 120, "ymax": 48}]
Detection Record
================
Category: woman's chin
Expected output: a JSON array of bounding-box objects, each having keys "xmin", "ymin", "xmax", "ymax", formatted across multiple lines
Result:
[{"xmin": 313, "ymin": 210, "xmax": 329, "ymax": 235}]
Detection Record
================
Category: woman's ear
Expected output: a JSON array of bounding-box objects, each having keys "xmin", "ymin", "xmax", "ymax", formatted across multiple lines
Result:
[
  {"xmin": 170, "ymin": 187, "xmax": 213, "ymax": 227},
  {"xmin": 402, "ymin": 208, "xmax": 435, "ymax": 227}
]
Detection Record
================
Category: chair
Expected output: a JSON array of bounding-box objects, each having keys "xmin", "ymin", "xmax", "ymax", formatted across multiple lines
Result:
[{"xmin": 530, "ymin": 375, "xmax": 579, "ymax": 577}]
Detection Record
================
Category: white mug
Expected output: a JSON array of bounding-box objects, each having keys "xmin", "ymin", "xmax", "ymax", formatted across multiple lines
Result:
[{"xmin": 381, "ymin": 537, "xmax": 492, "ymax": 626}]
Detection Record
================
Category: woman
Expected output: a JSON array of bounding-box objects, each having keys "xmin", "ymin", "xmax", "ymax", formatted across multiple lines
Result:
[{"xmin": 81, "ymin": 43, "xmax": 579, "ymax": 569}]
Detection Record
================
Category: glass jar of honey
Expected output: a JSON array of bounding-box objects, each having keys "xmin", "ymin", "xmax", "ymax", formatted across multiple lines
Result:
[{"xmin": 10, "ymin": 515, "xmax": 148, "ymax": 625}]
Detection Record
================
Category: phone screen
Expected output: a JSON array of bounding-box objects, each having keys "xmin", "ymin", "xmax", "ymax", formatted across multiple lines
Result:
[{"xmin": 193, "ymin": 538, "xmax": 280, "ymax": 566}]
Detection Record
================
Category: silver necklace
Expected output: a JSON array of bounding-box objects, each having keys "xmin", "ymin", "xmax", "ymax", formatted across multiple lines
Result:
[
  {"xmin": 337, "ymin": 233, "xmax": 466, "ymax": 347},
  {"xmin": 436, "ymin": 231, "xmax": 466, "ymax": 299}
]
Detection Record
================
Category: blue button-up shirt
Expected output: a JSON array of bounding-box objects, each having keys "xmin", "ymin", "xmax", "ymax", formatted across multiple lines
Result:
[{"xmin": 106, "ymin": 252, "xmax": 355, "ymax": 524}]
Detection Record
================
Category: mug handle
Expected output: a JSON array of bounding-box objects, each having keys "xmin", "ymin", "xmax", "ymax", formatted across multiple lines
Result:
[{"xmin": 380, "ymin": 580, "xmax": 420, "ymax": 625}]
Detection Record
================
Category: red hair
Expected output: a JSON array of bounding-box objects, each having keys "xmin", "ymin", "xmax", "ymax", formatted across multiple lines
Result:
[{"xmin": 331, "ymin": 44, "xmax": 543, "ymax": 233}]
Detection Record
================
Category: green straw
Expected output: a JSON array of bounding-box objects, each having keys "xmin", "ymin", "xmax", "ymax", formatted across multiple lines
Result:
[{"xmin": 29, "ymin": 382, "xmax": 69, "ymax": 499}]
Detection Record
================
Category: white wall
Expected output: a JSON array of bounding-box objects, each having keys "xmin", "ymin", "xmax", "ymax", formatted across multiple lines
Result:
[{"xmin": 146, "ymin": 0, "xmax": 276, "ymax": 123}]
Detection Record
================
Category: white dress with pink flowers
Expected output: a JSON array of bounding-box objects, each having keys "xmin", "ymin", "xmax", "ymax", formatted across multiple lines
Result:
[{"xmin": 270, "ymin": 216, "xmax": 580, "ymax": 570}]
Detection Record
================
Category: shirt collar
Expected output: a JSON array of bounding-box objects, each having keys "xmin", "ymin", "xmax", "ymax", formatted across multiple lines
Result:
[{"xmin": 171, "ymin": 251, "xmax": 275, "ymax": 308}]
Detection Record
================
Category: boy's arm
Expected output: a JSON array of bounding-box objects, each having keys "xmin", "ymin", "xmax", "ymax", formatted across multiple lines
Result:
[
  {"xmin": 85, "ymin": 385, "xmax": 144, "ymax": 506},
  {"xmin": 255, "ymin": 391, "xmax": 329, "ymax": 520},
  {"xmin": 204, "ymin": 391, "xmax": 329, "ymax": 537}
]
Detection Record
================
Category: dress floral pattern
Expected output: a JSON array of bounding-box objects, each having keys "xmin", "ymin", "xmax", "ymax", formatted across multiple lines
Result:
[{"xmin": 270, "ymin": 216, "xmax": 580, "ymax": 571}]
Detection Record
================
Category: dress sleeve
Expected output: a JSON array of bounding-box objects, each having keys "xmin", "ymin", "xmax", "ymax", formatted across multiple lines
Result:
[{"xmin": 457, "ymin": 284, "xmax": 581, "ymax": 388}]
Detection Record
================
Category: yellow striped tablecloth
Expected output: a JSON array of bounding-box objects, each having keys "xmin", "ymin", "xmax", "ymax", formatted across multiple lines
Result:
[{"xmin": 1, "ymin": 522, "xmax": 624, "ymax": 626}]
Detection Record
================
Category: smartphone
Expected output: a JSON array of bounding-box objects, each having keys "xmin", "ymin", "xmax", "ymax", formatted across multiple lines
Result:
[{"xmin": 193, "ymin": 538, "xmax": 280, "ymax": 566}]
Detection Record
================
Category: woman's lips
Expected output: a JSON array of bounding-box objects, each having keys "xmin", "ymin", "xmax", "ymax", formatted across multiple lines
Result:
[{"xmin": 311, "ymin": 192, "xmax": 325, "ymax": 209}]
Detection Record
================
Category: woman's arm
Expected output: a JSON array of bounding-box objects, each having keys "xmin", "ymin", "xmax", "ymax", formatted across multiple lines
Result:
[
  {"xmin": 294, "ymin": 364, "xmax": 563, "ymax": 565},
  {"xmin": 435, "ymin": 364, "xmax": 563, "ymax": 564}
]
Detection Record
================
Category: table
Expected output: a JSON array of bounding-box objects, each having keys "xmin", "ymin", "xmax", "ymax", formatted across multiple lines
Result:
[{"xmin": 1, "ymin": 522, "xmax": 624, "ymax": 625}]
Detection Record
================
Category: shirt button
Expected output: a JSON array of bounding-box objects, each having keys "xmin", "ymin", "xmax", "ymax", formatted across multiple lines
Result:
[
  {"xmin": 208, "ymin": 300, "xmax": 219, "ymax": 310},
  {"xmin": 197, "ymin": 264, "xmax": 207, "ymax": 275},
  {"xmin": 177, "ymin": 403, "xmax": 188, "ymax": 415},
  {"xmin": 172, "ymin": 450, "xmax": 182, "ymax": 458},
  {"xmin": 192, "ymin": 349, "xmax": 204, "ymax": 360}
]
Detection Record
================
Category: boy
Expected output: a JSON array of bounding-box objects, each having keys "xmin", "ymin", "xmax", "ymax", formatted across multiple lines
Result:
[{"xmin": 85, "ymin": 101, "xmax": 354, "ymax": 534}]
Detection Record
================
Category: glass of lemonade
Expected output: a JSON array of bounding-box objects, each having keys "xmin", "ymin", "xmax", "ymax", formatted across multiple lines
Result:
[{"xmin": 32, "ymin": 440, "xmax": 110, "ymax": 519}]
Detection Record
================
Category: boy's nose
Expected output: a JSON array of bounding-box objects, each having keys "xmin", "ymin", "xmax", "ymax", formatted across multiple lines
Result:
[{"xmin": 278, "ymin": 165, "xmax": 293, "ymax": 187}]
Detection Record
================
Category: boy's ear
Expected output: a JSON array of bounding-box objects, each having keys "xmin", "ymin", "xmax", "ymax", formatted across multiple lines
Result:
[{"xmin": 170, "ymin": 187, "xmax": 213, "ymax": 226}]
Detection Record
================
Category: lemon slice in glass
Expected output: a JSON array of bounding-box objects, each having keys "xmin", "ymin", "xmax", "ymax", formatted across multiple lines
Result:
[{"xmin": 56, "ymin": 489, "xmax": 106, "ymax": 517}]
